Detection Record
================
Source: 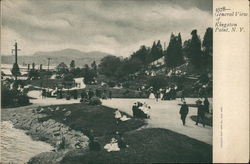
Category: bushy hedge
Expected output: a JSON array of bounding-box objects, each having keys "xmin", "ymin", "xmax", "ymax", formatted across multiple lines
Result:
[{"xmin": 1, "ymin": 83, "xmax": 30, "ymax": 108}]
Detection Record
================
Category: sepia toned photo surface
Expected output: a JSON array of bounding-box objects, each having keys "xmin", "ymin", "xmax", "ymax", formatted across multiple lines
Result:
[{"xmin": 1, "ymin": 0, "xmax": 247, "ymax": 163}]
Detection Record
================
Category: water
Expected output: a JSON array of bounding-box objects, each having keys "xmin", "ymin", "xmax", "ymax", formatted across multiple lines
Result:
[{"xmin": 0, "ymin": 121, "xmax": 54, "ymax": 164}]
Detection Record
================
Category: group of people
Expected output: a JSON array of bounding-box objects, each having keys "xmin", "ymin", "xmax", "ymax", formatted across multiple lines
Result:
[
  {"xmin": 41, "ymin": 86, "xmax": 113, "ymax": 102},
  {"xmin": 147, "ymin": 86, "xmax": 179, "ymax": 101},
  {"xmin": 88, "ymin": 108, "xmax": 130, "ymax": 152},
  {"xmin": 132, "ymin": 102, "xmax": 150, "ymax": 119},
  {"xmin": 179, "ymin": 98, "xmax": 210, "ymax": 127},
  {"xmin": 80, "ymin": 89, "xmax": 112, "ymax": 101}
]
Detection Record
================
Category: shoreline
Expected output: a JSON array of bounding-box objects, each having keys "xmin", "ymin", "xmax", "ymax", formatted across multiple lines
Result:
[
  {"xmin": 1, "ymin": 104, "xmax": 89, "ymax": 163},
  {"xmin": 0, "ymin": 121, "xmax": 54, "ymax": 164}
]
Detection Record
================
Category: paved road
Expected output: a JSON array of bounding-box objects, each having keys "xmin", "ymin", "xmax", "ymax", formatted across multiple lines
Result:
[{"xmin": 102, "ymin": 98, "xmax": 212, "ymax": 145}]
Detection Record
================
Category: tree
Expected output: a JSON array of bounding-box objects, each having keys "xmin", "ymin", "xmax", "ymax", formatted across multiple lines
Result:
[
  {"xmin": 71, "ymin": 67, "xmax": 82, "ymax": 77},
  {"xmin": 150, "ymin": 40, "xmax": 163, "ymax": 62},
  {"xmin": 202, "ymin": 27, "xmax": 213, "ymax": 56},
  {"xmin": 202, "ymin": 27, "xmax": 213, "ymax": 69},
  {"xmin": 149, "ymin": 75, "xmax": 167, "ymax": 91},
  {"xmin": 131, "ymin": 45, "xmax": 150, "ymax": 64},
  {"xmin": 165, "ymin": 33, "xmax": 184, "ymax": 67},
  {"xmin": 156, "ymin": 40, "xmax": 163, "ymax": 59},
  {"xmin": 70, "ymin": 60, "xmax": 75, "ymax": 70},
  {"xmin": 187, "ymin": 29, "xmax": 202, "ymax": 68},
  {"xmin": 11, "ymin": 63, "xmax": 21, "ymax": 80},
  {"xmin": 116, "ymin": 58, "xmax": 143, "ymax": 79},
  {"xmin": 183, "ymin": 39, "xmax": 191, "ymax": 58},
  {"xmin": 91, "ymin": 61, "xmax": 97, "ymax": 76},
  {"xmin": 83, "ymin": 69, "xmax": 96, "ymax": 84},
  {"xmin": 32, "ymin": 62, "xmax": 35, "ymax": 69},
  {"xmin": 63, "ymin": 73, "xmax": 74, "ymax": 81},
  {"xmin": 91, "ymin": 61, "xmax": 97, "ymax": 71},
  {"xmin": 98, "ymin": 56, "xmax": 122, "ymax": 77},
  {"xmin": 28, "ymin": 69, "xmax": 39, "ymax": 80}
]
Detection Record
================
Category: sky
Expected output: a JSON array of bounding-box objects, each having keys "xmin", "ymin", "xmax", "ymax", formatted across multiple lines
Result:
[{"xmin": 1, "ymin": 0, "xmax": 212, "ymax": 57}]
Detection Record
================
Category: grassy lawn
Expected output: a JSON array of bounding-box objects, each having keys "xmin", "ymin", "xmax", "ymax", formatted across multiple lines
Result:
[
  {"xmin": 36, "ymin": 103, "xmax": 145, "ymax": 137},
  {"xmin": 32, "ymin": 103, "xmax": 212, "ymax": 163},
  {"xmin": 26, "ymin": 79, "xmax": 63, "ymax": 88},
  {"xmin": 61, "ymin": 128, "xmax": 212, "ymax": 163}
]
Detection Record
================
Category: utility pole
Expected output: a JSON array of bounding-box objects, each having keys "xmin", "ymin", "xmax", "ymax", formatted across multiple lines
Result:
[
  {"xmin": 11, "ymin": 42, "xmax": 21, "ymax": 81},
  {"xmin": 47, "ymin": 58, "xmax": 52, "ymax": 71},
  {"xmin": 12, "ymin": 42, "xmax": 21, "ymax": 64}
]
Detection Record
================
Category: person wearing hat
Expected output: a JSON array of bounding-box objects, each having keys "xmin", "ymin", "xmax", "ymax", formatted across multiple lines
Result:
[
  {"xmin": 196, "ymin": 100, "xmax": 205, "ymax": 127},
  {"xmin": 179, "ymin": 101, "xmax": 189, "ymax": 125}
]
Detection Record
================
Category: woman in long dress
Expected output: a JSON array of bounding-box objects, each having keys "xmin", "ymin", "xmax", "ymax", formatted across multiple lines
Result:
[{"xmin": 149, "ymin": 92, "xmax": 155, "ymax": 99}]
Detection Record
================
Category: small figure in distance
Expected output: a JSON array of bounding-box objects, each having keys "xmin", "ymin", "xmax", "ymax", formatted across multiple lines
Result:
[{"xmin": 114, "ymin": 108, "xmax": 122, "ymax": 125}]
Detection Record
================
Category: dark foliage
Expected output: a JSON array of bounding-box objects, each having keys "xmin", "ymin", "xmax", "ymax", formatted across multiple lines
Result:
[
  {"xmin": 186, "ymin": 30, "xmax": 203, "ymax": 68},
  {"xmin": 149, "ymin": 75, "xmax": 167, "ymax": 91},
  {"xmin": 70, "ymin": 60, "xmax": 75, "ymax": 70},
  {"xmin": 165, "ymin": 33, "xmax": 184, "ymax": 67},
  {"xmin": 98, "ymin": 56, "xmax": 122, "ymax": 77},
  {"xmin": 11, "ymin": 63, "xmax": 21, "ymax": 79},
  {"xmin": 1, "ymin": 83, "xmax": 30, "ymax": 108}
]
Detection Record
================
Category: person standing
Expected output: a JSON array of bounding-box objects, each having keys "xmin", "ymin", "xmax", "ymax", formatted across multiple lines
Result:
[
  {"xmin": 179, "ymin": 101, "xmax": 189, "ymax": 125},
  {"xmin": 196, "ymin": 100, "xmax": 205, "ymax": 127},
  {"xmin": 180, "ymin": 90, "xmax": 185, "ymax": 102},
  {"xmin": 42, "ymin": 88, "xmax": 46, "ymax": 99},
  {"xmin": 204, "ymin": 97, "xmax": 210, "ymax": 113},
  {"xmin": 156, "ymin": 90, "xmax": 160, "ymax": 102},
  {"xmin": 109, "ymin": 90, "xmax": 112, "ymax": 99}
]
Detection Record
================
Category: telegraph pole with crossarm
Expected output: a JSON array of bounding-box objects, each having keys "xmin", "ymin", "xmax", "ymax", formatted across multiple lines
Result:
[{"xmin": 12, "ymin": 42, "xmax": 21, "ymax": 64}]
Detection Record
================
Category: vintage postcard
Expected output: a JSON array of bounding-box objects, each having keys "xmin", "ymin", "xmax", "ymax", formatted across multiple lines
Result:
[{"xmin": 0, "ymin": 0, "xmax": 248, "ymax": 163}]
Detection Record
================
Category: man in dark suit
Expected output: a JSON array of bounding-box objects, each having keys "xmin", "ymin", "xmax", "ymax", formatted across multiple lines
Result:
[{"xmin": 179, "ymin": 101, "xmax": 189, "ymax": 125}]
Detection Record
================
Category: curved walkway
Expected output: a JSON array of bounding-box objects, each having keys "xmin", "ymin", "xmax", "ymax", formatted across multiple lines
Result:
[
  {"xmin": 27, "ymin": 90, "xmax": 80, "ymax": 105},
  {"xmin": 102, "ymin": 98, "xmax": 212, "ymax": 145},
  {"xmin": 27, "ymin": 90, "xmax": 212, "ymax": 145}
]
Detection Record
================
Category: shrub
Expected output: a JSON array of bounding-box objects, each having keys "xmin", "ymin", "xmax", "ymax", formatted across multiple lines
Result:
[
  {"xmin": 148, "ymin": 75, "xmax": 167, "ymax": 91},
  {"xmin": 107, "ymin": 80, "xmax": 116, "ymax": 87},
  {"xmin": 1, "ymin": 83, "xmax": 30, "ymax": 108},
  {"xmin": 17, "ymin": 94, "xmax": 30, "ymax": 105},
  {"xmin": 122, "ymin": 81, "xmax": 131, "ymax": 88},
  {"xmin": 88, "ymin": 97, "xmax": 102, "ymax": 105}
]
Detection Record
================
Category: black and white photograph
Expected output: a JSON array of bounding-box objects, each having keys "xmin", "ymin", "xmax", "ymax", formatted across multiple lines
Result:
[{"xmin": 1, "ymin": 0, "xmax": 214, "ymax": 163}]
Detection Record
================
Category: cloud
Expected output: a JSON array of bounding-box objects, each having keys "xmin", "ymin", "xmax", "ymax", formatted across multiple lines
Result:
[{"xmin": 1, "ymin": 0, "xmax": 212, "ymax": 57}]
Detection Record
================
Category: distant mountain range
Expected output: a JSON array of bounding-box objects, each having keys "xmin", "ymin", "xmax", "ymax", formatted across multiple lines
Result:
[{"xmin": 1, "ymin": 48, "xmax": 112, "ymax": 67}]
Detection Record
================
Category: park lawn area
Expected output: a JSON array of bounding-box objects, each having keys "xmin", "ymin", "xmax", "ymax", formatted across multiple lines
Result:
[
  {"xmin": 36, "ymin": 103, "xmax": 145, "ymax": 137},
  {"xmin": 26, "ymin": 79, "xmax": 63, "ymax": 88},
  {"xmin": 34, "ymin": 103, "xmax": 211, "ymax": 163},
  {"xmin": 61, "ymin": 128, "xmax": 212, "ymax": 164}
]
